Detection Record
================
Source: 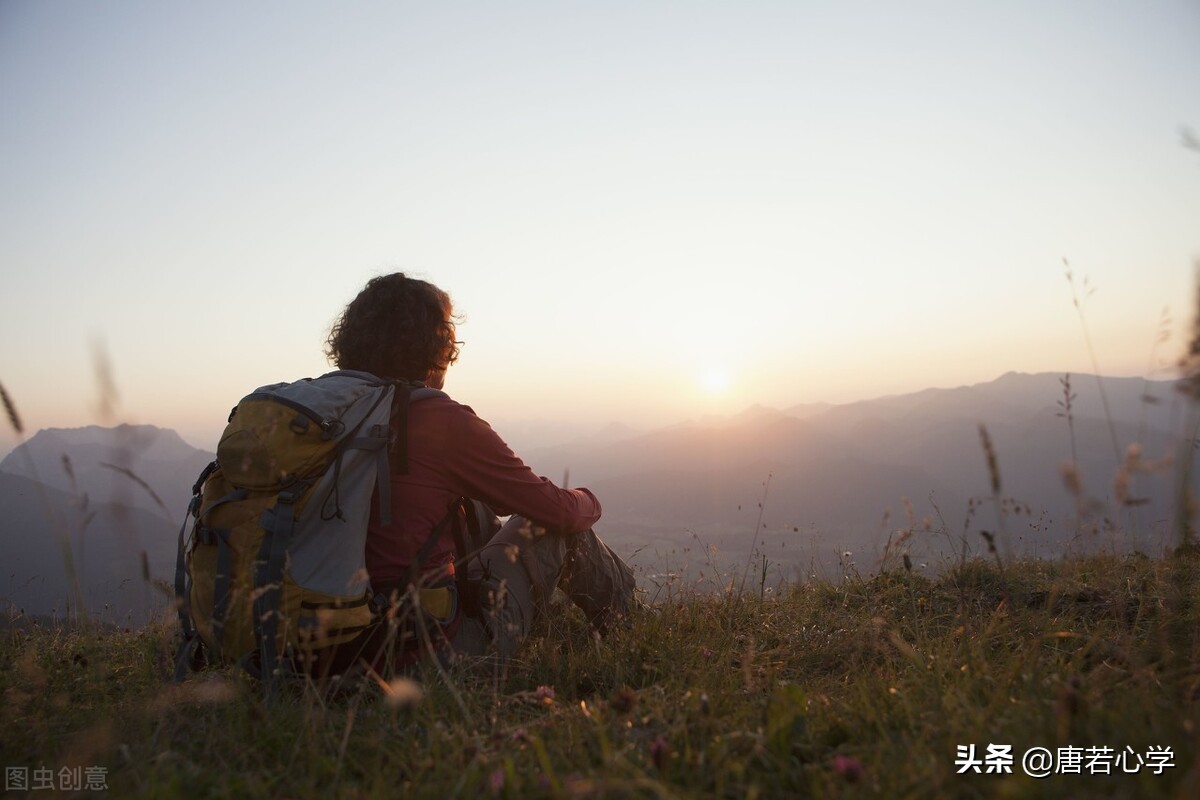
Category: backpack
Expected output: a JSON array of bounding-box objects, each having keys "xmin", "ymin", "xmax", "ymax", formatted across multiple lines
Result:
[{"xmin": 172, "ymin": 370, "xmax": 470, "ymax": 690}]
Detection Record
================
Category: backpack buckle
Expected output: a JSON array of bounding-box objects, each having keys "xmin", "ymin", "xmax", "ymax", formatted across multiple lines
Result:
[
  {"xmin": 277, "ymin": 479, "xmax": 311, "ymax": 505},
  {"xmin": 370, "ymin": 592, "xmax": 394, "ymax": 617}
]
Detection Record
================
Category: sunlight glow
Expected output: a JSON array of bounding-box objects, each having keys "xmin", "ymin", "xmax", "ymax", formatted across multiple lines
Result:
[{"xmin": 701, "ymin": 368, "xmax": 731, "ymax": 394}]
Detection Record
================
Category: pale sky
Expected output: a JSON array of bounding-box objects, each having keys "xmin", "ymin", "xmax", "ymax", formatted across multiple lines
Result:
[{"xmin": 1, "ymin": 0, "xmax": 1198, "ymax": 455}]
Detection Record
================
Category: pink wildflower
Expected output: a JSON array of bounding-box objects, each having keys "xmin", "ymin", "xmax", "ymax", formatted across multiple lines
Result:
[
  {"xmin": 650, "ymin": 735, "xmax": 671, "ymax": 771},
  {"xmin": 488, "ymin": 768, "xmax": 505, "ymax": 795},
  {"xmin": 832, "ymin": 754, "xmax": 863, "ymax": 782}
]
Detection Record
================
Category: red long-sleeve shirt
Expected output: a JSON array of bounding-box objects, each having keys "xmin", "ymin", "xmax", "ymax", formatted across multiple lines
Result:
[{"xmin": 365, "ymin": 392, "xmax": 601, "ymax": 587}]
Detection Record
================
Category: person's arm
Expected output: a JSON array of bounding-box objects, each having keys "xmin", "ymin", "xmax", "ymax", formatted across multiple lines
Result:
[{"xmin": 442, "ymin": 402, "xmax": 602, "ymax": 533}]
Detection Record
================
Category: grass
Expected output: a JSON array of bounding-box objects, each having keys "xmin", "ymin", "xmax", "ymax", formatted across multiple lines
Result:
[{"xmin": 2, "ymin": 550, "xmax": 1197, "ymax": 798}]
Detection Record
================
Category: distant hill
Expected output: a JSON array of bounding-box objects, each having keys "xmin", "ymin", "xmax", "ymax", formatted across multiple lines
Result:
[
  {"xmin": 0, "ymin": 424, "xmax": 212, "ymax": 622},
  {"xmin": 0, "ymin": 424, "xmax": 214, "ymax": 520},
  {"xmin": 523, "ymin": 372, "xmax": 1195, "ymax": 576}
]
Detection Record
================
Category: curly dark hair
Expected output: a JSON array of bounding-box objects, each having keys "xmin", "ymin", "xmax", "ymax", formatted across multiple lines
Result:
[{"xmin": 325, "ymin": 273, "xmax": 461, "ymax": 381}]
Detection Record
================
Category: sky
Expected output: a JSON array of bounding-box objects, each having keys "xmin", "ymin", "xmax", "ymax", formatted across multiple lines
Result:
[{"xmin": 1, "ymin": 0, "xmax": 1198, "ymax": 456}]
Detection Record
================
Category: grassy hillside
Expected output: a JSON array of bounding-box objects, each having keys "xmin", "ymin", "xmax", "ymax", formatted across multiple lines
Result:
[{"xmin": 2, "ymin": 551, "xmax": 1196, "ymax": 798}]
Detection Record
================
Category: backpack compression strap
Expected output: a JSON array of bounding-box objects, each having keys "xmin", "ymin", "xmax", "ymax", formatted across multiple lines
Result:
[
  {"xmin": 173, "ymin": 460, "xmax": 219, "ymax": 680},
  {"xmin": 451, "ymin": 500, "xmax": 496, "ymax": 619},
  {"xmin": 252, "ymin": 482, "xmax": 308, "ymax": 697},
  {"xmin": 390, "ymin": 496, "xmax": 484, "ymax": 624}
]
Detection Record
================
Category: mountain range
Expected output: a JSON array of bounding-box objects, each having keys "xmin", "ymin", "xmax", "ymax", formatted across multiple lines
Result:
[
  {"xmin": 522, "ymin": 372, "xmax": 1194, "ymax": 583},
  {"xmin": 0, "ymin": 424, "xmax": 212, "ymax": 624},
  {"xmin": 0, "ymin": 372, "xmax": 1194, "ymax": 620}
]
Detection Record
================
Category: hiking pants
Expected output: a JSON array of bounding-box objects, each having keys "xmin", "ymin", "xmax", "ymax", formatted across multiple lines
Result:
[{"xmin": 450, "ymin": 515, "xmax": 635, "ymax": 661}]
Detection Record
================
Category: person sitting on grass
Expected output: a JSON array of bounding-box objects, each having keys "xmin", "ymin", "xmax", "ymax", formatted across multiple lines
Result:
[{"xmin": 324, "ymin": 272, "xmax": 635, "ymax": 670}]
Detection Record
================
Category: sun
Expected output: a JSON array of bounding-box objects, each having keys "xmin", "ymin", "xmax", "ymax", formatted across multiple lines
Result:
[{"xmin": 701, "ymin": 367, "xmax": 731, "ymax": 394}]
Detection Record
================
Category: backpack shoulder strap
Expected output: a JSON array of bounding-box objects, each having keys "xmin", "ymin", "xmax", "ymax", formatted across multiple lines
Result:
[
  {"xmin": 406, "ymin": 496, "xmax": 468, "ymax": 586},
  {"xmin": 401, "ymin": 496, "xmax": 490, "ymax": 621},
  {"xmin": 388, "ymin": 386, "xmax": 448, "ymax": 475}
]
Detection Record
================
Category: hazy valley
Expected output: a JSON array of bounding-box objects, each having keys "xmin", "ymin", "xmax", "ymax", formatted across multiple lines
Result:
[{"xmin": 1, "ymin": 371, "xmax": 1194, "ymax": 622}]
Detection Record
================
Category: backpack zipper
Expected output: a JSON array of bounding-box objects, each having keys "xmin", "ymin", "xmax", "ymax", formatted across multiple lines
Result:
[{"xmin": 242, "ymin": 392, "xmax": 338, "ymax": 434}]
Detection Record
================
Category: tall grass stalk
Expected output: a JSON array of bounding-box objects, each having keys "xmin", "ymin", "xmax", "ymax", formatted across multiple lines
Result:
[
  {"xmin": 727, "ymin": 473, "xmax": 772, "ymax": 630},
  {"xmin": 976, "ymin": 423, "xmax": 1012, "ymax": 606},
  {"xmin": 1056, "ymin": 374, "xmax": 1088, "ymax": 545},
  {"xmin": 1175, "ymin": 262, "xmax": 1200, "ymax": 550},
  {"xmin": 1062, "ymin": 259, "xmax": 1124, "ymax": 466}
]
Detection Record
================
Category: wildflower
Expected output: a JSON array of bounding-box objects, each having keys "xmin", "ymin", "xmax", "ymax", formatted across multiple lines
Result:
[
  {"xmin": 649, "ymin": 735, "xmax": 671, "ymax": 771},
  {"xmin": 701, "ymin": 647, "xmax": 715, "ymax": 660},
  {"xmin": 487, "ymin": 768, "xmax": 505, "ymax": 795},
  {"xmin": 535, "ymin": 685, "xmax": 555, "ymax": 706},
  {"xmin": 832, "ymin": 754, "xmax": 863, "ymax": 782},
  {"xmin": 382, "ymin": 677, "xmax": 424, "ymax": 710}
]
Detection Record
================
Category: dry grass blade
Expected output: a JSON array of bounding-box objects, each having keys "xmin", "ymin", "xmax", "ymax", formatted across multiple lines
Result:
[
  {"xmin": 1173, "ymin": 263, "xmax": 1200, "ymax": 549},
  {"xmin": 91, "ymin": 339, "xmax": 120, "ymax": 423},
  {"xmin": 977, "ymin": 424, "xmax": 1001, "ymax": 495},
  {"xmin": 1178, "ymin": 261, "xmax": 1200, "ymax": 402},
  {"xmin": 976, "ymin": 423, "xmax": 1012, "ymax": 605},
  {"xmin": 1061, "ymin": 259, "xmax": 1123, "ymax": 465},
  {"xmin": 100, "ymin": 461, "xmax": 171, "ymax": 516},
  {"xmin": 1, "ymin": 380, "xmax": 23, "ymax": 434},
  {"xmin": 1183, "ymin": 126, "xmax": 1200, "ymax": 154}
]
